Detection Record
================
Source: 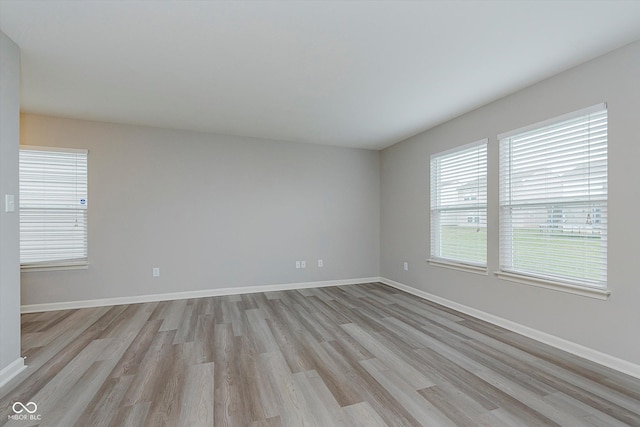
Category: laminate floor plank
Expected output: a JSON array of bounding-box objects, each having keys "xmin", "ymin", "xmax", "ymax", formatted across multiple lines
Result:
[
  {"xmin": 112, "ymin": 401, "xmax": 151, "ymax": 427},
  {"xmin": 225, "ymin": 301, "xmax": 246, "ymax": 337},
  {"xmin": 285, "ymin": 294, "xmax": 335, "ymax": 342},
  {"xmin": 245, "ymin": 310, "xmax": 280, "ymax": 355},
  {"xmin": 119, "ymin": 330, "xmax": 176, "ymax": 407},
  {"xmin": 172, "ymin": 303, "xmax": 196, "ymax": 344},
  {"xmin": 178, "ymin": 362, "xmax": 214, "ymax": 427},
  {"xmin": 39, "ymin": 360, "xmax": 113, "ymax": 427},
  {"xmin": 302, "ymin": 294, "xmax": 353, "ymax": 325},
  {"xmin": 418, "ymin": 385, "xmax": 484, "ymax": 427},
  {"xmin": 213, "ymin": 323, "xmax": 250, "ymax": 427},
  {"xmin": 295, "ymin": 332, "xmax": 364, "ymax": 408},
  {"xmin": 73, "ymin": 375, "xmax": 134, "ymax": 427},
  {"xmin": 304, "ymin": 308, "xmax": 374, "ymax": 361},
  {"xmin": 2, "ymin": 283, "xmax": 639, "ymax": 426},
  {"xmin": 158, "ymin": 299, "xmax": 188, "ymax": 332},
  {"xmin": 109, "ymin": 319, "xmax": 164, "ymax": 379},
  {"xmin": 412, "ymin": 346, "xmax": 501, "ymax": 412},
  {"xmin": 143, "ymin": 343, "xmax": 189, "ymax": 427},
  {"xmin": 360, "ymin": 358, "xmax": 456, "ymax": 427},
  {"xmin": 292, "ymin": 371, "xmax": 344, "ymax": 427},
  {"xmin": 342, "ymin": 323, "xmax": 436, "ymax": 390},
  {"xmin": 456, "ymin": 339, "xmax": 560, "ymax": 397},
  {"xmin": 260, "ymin": 352, "xmax": 319, "ymax": 427},
  {"xmin": 342, "ymin": 401, "xmax": 388, "ymax": 427},
  {"xmin": 236, "ymin": 335, "xmax": 270, "ymax": 423},
  {"xmin": 321, "ymin": 339, "xmax": 422, "ymax": 427},
  {"xmin": 263, "ymin": 302, "xmax": 316, "ymax": 374}
]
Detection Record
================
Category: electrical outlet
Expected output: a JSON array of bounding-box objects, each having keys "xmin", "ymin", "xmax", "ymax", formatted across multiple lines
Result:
[
  {"xmin": 403, "ymin": 262, "xmax": 408, "ymax": 271},
  {"xmin": 301, "ymin": 261, "xmax": 306, "ymax": 269},
  {"xmin": 5, "ymin": 195, "xmax": 15, "ymax": 213},
  {"xmin": 152, "ymin": 267, "xmax": 160, "ymax": 277},
  {"xmin": 318, "ymin": 259, "xmax": 323, "ymax": 268},
  {"xmin": 296, "ymin": 261, "xmax": 301, "ymax": 269}
]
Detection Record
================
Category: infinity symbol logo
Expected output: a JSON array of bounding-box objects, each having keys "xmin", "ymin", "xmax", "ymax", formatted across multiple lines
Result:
[{"xmin": 12, "ymin": 401, "xmax": 38, "ymax": 414}]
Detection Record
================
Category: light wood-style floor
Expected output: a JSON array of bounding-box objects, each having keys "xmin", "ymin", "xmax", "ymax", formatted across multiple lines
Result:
[{"xmin": 1, "ymin": 283, "xmax": 640, "ymax": 426}]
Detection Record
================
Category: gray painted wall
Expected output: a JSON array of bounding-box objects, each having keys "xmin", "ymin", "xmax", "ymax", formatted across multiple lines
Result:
[
  {"xmin": 0, "ymin": 32, "xmax": 21, "ymax": 374},
  {"xmin": 381, "ymin": 40, "xmax": 640, "ymax": 365},
  {"xmin": 20, "ymin": 115, "xmax": 381, "ymax": 305}
]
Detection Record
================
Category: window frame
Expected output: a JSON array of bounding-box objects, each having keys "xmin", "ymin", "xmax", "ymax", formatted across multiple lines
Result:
[
  {"xmin": 19, "ymin": 145, "xmax": 89, "ymax": 272},
  {"xmin": 497, "ymin": 104, "xmax": 609, "ymax": 299},
  {"xmin": 429, "ymin": 138, "xmax": 488, "ymax": 274}
]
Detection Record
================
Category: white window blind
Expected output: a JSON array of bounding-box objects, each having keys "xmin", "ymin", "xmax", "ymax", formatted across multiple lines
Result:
[
  {"xmin": 19, "ymin": 146, "xmax": 88, "ymax": 268},
  {"xmin": 431, "ymin": 139, "xmax": 487, "ymax": 267},
  {"xmin": 499, "ymin": 104, "xmax": 607, "ymax": 289}
]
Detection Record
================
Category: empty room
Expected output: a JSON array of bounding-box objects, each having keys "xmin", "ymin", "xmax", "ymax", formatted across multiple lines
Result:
[{"xmin": 1, "ymin": 1, "xmax": 640, "ymax": 426}]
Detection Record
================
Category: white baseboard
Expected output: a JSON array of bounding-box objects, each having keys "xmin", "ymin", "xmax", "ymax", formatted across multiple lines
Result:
[
  {"xmin": 379, "ymin": 277, "xmax": 640, "ymax": 380},
  {"xmin": 0, "ymin": 357, "xmax": 26, "ymax": 390},
  {"xmin": 20, "ymin": 277, "xmax": 381, "ymax": 314}
]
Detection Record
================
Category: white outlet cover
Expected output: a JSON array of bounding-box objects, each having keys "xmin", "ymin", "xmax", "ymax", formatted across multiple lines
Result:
[
  {"xmin": 152, "ymin": 267, "xmax": 160, "ymax": 277},
  {"xmin": 296, "ymin": 261, "xmax": 301, "ymax": 269},
  {"xmin": 318, "ymin": 259, "xmax": 323, "ymax": 267},
  {"xmin": 403, "ymin": 262, "xmax": 409, "ymax": 271},
  {"xmin": 5, "ymin": 194, "xmax": 15, "ymax": 212},
  {"xmin": 301, "ymin": 261, "xmax": 306, "ymax": 268}
]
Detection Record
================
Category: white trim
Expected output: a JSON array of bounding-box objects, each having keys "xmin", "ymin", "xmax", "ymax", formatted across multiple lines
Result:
[
  {"xmin": 495, "ymin": 270, "xmax": 610, "ymax": 300},
  {"xmin": 427, "ymin": 258, "xmax": 487, "ymax": 275},
  {"xmin": 497, "ymin": 102, "xmax": 606, "ymax": 141},
  {"xmin": 429, "ymin": 137, "xmax": 488, "ymax": 160},
  {"xmin": 21, "ymin": 261, "xmax": 89, "ymax": 273},
  {"xmin": 379, "ymin": 277, "xmax": 640, "ymax": 380},
  {"xmin": 0, "ymin": 357, "xmax": 26, "ymax": 389},
  {"xmin": 20, "ymin": 277, "xmax": 381, "ymax": 313},
  {"xmin": 20, "ymin": 145, "xmax": 88, "ymax": 154}
]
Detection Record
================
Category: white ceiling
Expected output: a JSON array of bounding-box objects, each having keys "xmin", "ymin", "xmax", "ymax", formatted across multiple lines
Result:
[{"xmin": 1, "ymin": 1, "xmax": 640, "ymax": 150}]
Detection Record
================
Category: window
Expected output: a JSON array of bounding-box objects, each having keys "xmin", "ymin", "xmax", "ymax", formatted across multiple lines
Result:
[
  {"xmin": 430, "ymin": 139, "xmax": 487, "ymax": 269},
  {"xmin": 499, "ymin": 104, "xmax": 607, "ymax": 290},
  {"xmin": 19, "ymin": 146, "xmax": 88, "ymax": 270}
]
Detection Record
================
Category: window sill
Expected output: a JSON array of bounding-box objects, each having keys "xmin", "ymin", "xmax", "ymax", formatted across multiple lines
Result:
[
  {"xmin": 21, "ymin": 261, "xmax": 88, "ymax": 273},
  {"xmin": 427, "ymin": 259, "xmax": 488, "ymax": 275},
  {"xmin": 494, "ymin": 270, "xmax": 610, "ymax": 300}
]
